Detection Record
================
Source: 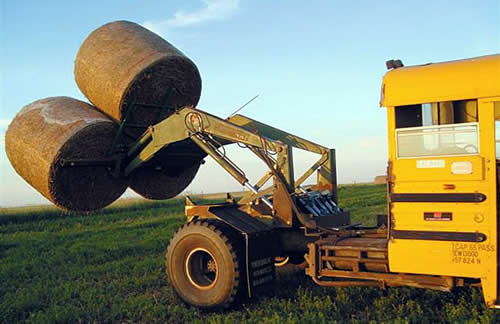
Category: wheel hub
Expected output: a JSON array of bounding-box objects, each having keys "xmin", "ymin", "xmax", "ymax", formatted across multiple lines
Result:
[{"xmin": 185, "ymin": 247, "xmax": 218, "ymax": 289}]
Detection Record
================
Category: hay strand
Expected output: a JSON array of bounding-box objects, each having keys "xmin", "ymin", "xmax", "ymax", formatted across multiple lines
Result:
[
  {"xmin": 129, "ymin": 139, "xmax": 205, "ymax": 199},
  {"xmin": 74, "ymin": 20, "xmax": 202, "ymax": 139},
  {"xmin": 5, "ymin": 97, "xmax": 128, "ymax": 212}
]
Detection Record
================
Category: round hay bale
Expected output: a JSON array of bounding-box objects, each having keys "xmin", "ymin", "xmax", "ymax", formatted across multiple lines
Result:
[
  {"xmin": 129, "ymin": 162, "xmax": 201, "ymax": 200},
  {"xmin": 129, "ymin": 140, "xmax": 205, "ymax": 200},
  {"xmin": 5, "ymin": 97, "xmax": 128, "ymax": 212},
  {"xmin": 74, "ymin": 20, "xmax": 202, "ymax": 139}
]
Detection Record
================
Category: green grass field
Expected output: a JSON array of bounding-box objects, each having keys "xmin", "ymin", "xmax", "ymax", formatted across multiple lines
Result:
[{"xmin": 0, "ymin": 184, "xmax": 498, "ymax": 323}]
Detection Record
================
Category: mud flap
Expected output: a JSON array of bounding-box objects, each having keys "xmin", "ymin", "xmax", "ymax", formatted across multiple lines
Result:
[{"xmin": 209, "ymin": 206, "xmax": 280, "ymax": 298}]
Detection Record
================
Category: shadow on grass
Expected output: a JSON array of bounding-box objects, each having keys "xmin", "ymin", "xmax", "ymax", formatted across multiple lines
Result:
[{"xmin": 0, "ymin": 242, "xmax": 18, "ymax": 258}]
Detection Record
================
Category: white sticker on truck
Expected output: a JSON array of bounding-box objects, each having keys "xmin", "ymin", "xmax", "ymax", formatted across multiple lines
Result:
[
  {"xmin": 451, "ymin": 161, "xmax": 473, "ymax": 175},
  {"xmin": 416, "ymin": 160, "xmax": 445, "ymax": 168}
]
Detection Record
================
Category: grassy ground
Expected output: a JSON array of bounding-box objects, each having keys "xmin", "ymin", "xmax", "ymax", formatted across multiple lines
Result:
[{"xmin": 0, "ymin": 184, "xmax": 498, "ymax": 323}]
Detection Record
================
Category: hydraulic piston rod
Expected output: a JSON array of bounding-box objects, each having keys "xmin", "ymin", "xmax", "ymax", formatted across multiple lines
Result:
[
  {"xmin": 244, "ymin": 182, "xmax": 273, "ymax": 209},
  {"xmin": 191, "ymin": 134, "xmax": 274, "ymax": 210}
]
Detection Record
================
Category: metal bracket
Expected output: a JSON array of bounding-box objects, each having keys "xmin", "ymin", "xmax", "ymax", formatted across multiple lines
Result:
[
  {"xmin": 110, "ymin": 87, "xmax": 176, "ymax": 154},
  {"xmin": 58, "ymin": 154, "xmax": 125, "ymax": 178}
]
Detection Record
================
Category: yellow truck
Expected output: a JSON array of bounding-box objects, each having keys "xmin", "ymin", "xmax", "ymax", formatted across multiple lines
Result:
[
  {"xmin": 155, "ymin": 54, "xmax": 500, "ymax": 309},
  {"xmin": 59, "ymin": 54, "xmax": 500, "ymax": 308},
  {"xmin": 381, "ymin": 54, "xmax": 500, "ymax": 307}
]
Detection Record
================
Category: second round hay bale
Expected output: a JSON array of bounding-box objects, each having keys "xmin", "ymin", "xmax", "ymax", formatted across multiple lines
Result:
[
  {"xmin": 5, "ymin": 97, "xmax": 128, "ymax": 212},
  {"xmin": 129, "ymin": 140, "xmax": 205, "ymax": 200},
  {"xmin": 74, "ymin": 20, "xmax": 202, "ymax": 139},
  {"xmin": 129, "ymin": 162, "xmax": 201, "ymax": 200}
]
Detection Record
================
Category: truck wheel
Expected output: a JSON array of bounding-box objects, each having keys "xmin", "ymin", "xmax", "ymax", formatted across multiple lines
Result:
[{"xmin": 166, "ymin": 220, "xmax": 242, "ymax": 309}]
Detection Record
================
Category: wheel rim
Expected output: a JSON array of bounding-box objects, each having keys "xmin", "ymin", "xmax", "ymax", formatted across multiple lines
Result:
[
  {"xmin": 185, "ymin": 247, "xmax": 218, "ymax": 289},
  {"xmin": 275, "ymin": 256, "xmax": 290, "ymax": 267}
]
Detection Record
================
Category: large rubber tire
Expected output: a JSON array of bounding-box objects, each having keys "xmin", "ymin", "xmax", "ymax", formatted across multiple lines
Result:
[{"xmin": 166, "ymin": 220, "xmax": 242, "ymax": 309}]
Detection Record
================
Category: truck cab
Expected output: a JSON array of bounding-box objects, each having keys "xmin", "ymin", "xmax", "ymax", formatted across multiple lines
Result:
[{"xmin": 380, "ymin": 54, "xmax": 500, "ymax": 306}]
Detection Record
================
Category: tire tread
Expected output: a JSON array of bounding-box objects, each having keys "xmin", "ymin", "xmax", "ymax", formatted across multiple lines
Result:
[{"xmin": 166, "ymin": 219, "xmax": 242, "ymax": 309}]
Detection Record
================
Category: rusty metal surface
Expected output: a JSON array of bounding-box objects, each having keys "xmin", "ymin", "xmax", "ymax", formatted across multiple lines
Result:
[
  {"xmin": 319, "ymin": 237, "xmax": 388, "ymax": 273},
  {"xmin": 319, "ymin": 269, "xmax": 454, "ymax": 291},
  {"xmin": 334, "ymin": 237, "xmax": 388, "ymax": 249},
  {"xmin": 305, "ymin": 237, "xmax": 456, "ymax": 292},
  {"xmin": 272, "ymin": 179, "xmax": 295, "ymax": 226},
  {"xmin": 316, "ymin": 149, "xmax": 338, "ymax": 203},
  {"xmin": 310, "ymin": 277, "xmax": 381, "ymax": 287}
]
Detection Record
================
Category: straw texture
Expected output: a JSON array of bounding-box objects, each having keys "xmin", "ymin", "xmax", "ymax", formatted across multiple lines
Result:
[
  {"xmin": 74, "ymin": 20, "xmax": 205, "ymax": 199},
  {"xmin": 74, "ymin": 20, "xmax": 202, "ymax": 139},
  {"xmin": 129, "ymin": 139, "xmax": 205, "ymax": 199},
  {"xmin": 130, "ymin": 162, "xmax": 201, "ymax": 200},
  {"xmin": 5, "ymin": 97, "xmax": 128, "ymax": 211}
]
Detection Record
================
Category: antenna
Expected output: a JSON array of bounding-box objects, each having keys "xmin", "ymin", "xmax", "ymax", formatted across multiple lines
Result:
[{"xmin": 228, "ymin": 95, "xmax": 259, "ymax": 118}]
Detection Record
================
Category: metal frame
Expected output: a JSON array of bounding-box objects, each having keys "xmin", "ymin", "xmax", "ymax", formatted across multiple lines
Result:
[
  {"xmin": 305, "ymin": 240, "xmax": 456, "ymax": 291},
  {"xmin": 123, "ymin": 106, "xmax": 339, "ymax": 228},
  {"xmin": 123, "ymin": 106, "xmax": 471, "ymax": 293}
]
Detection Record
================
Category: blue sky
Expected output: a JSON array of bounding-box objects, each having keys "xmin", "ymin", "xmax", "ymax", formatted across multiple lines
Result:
[{"xmin": 0, "ymin": 0, "xmax": 499, "ymax": 206}]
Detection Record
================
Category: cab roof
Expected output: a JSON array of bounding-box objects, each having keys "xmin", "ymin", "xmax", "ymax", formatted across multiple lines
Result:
[{"xmin": 380, "ymin": 54, "xmax": 500, "ymax": 107}]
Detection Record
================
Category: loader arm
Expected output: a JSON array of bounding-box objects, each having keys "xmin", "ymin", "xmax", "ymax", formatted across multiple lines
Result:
[
  {"xmin": 124, "ymin": 107, "xmax": 287, "ymax": 176},
  {"xmin": 124, "ymin": 106, "xmax": 296, "ymax": 219},
  {"xmin": 123, "ymin": 106, "xmax": 342, "ymax": 229}
]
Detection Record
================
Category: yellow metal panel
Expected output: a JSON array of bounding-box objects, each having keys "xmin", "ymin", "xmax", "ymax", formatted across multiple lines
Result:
[
  {"xmin": 389, "ymin": 240, "xmax": 496, "ymax": 278},
  {"xmin": 227, "ymin": 114, "xmax": 327, "ymax": 154},
  {"xmin": 391, "ymin": 202, "xmax": 491, "ymax": 231},
  {"xmin": 393, "ymin": 181, "xmax": 490, "ymax": 198},
  {"xmin": 393, "ymin": 156, "xmax": 484, "ymax": 182},
  {"xmin": 380, "ymin": 54, "xmax": 500, "ymax": 107},
  {"xmin": 387, "ymin": 99, "xmax": 498, "ymax": 305},
  {"xmin": 387, "ymin": 106, "xmax": 396, "ymax": 162}
]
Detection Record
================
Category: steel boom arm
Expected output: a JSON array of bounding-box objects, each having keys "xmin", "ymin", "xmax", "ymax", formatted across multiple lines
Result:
[{"xmin": 124, "ymin": 106, "xmax": 286, "ymax": 176}]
